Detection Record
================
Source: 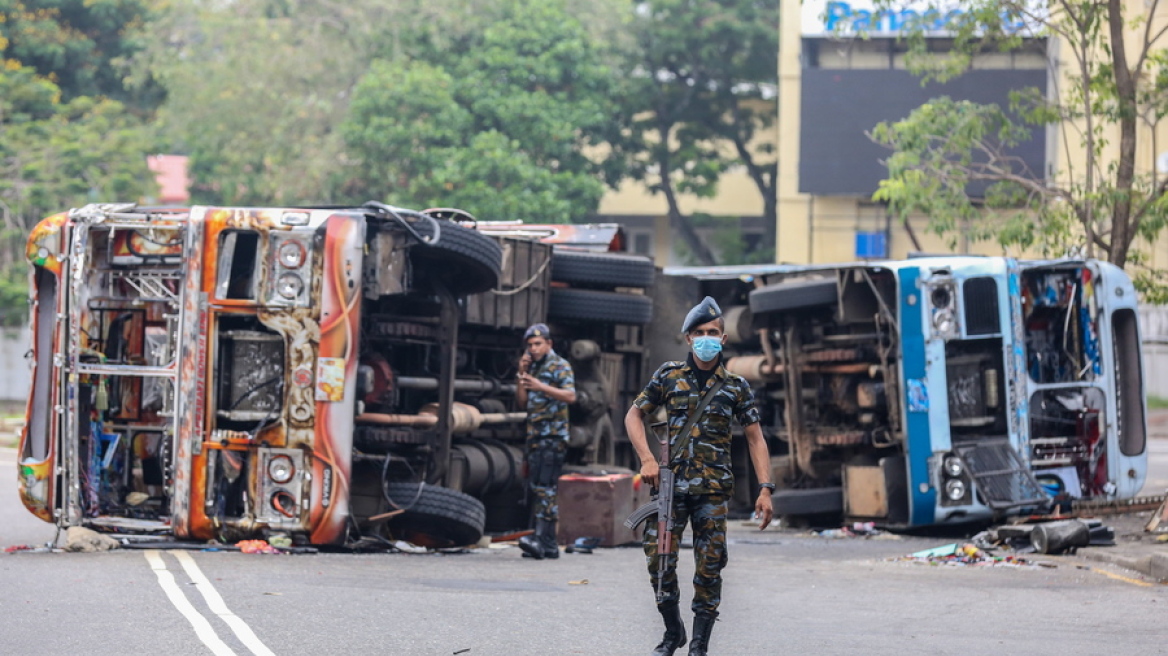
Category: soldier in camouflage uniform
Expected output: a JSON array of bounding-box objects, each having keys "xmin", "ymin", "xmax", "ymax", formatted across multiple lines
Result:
[
  {"xmin": 625, "ymin": 297, "xmax": 775, "ymax": 656},
  {"xmin": 515, "ymin": 323, "xmax": 576, "ymax": 560}
]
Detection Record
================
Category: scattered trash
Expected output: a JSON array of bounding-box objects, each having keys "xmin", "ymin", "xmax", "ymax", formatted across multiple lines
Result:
[
  {"xmin": 1145, "ymin": 496, "xmax": 1168, "ymax": 533},
  {"xmin": 899, "ymin": 517, "xmax": 1126, "ymax": 569},
  {"xmin": 236, "ymin": 539, "xmax": 280, "ymax": 554},
  {"xmin": 65, "ymin": 527, "xmax": 120, "ymax": 552},
  {"xmin": 268, "ymin": 535, "xmax": 293, "ymax": 549},
  {"xmin": 982, "ymin": 518, "xmax": 1114, "ymax": 554},
  {"xmin": 897, "ymin": 542, "xmax": 1036, "ymax": 568},
  {"xmin": 813, "ymin": 522, "xmax": 885, "ymax": 539},
  {"xmin": 263, "ymin": 592, "xmax": 283, "ymax": 596},
  {"xmin": 568, "ymin": 579, "xmax": 589, "ymax": 585},
  {"xmin": 565, "ymin": 537, "xmax": 602, "ymax": 554},
  {"xmin": 393, "ymin": 540, "xmax": 431, "ymax": 554}
]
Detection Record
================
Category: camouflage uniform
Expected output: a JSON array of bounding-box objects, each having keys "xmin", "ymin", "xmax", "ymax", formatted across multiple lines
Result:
[
  {"xmin": 633, "ymin": 358, "xmax": 760, "ymax": 617},
  {"xmin": 524, "ymin": 349, "xmax": 575, "ymax": 521}
]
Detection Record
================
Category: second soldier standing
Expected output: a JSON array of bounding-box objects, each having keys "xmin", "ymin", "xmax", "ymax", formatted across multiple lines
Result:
[{"xmin": 515, "ymin": 323, "xmax": 576, "ymax": 559}]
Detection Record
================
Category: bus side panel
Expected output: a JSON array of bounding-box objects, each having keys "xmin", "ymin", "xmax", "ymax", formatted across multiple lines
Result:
[
  {"xmin": 1098, "ymin": 264, "xmax": 1147, "ymax": 498},
  {"xmin": 309, "ymin": 214, "xmax": 365, "ymax": 544},
  {"xmin": 19, "ymin": 214, "xmax": 69, "ymax": 522},
  {"xmin": 173, "ymin": 216, "xmax": 207, "ymax": 538},
  {"xmin": 898, "ymin": 267, "xmax": 936, "ymax": 526}
]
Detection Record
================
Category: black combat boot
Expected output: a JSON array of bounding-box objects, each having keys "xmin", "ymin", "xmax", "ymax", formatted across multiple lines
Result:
[
  {"xmin": 541, "ymin": 519, "xmax": 560, "ymax": 559},
  {"xmin": 518, "ymin": 520, "xmax": 544, "ymax": 559},
  {"xmin": 520, "ymin": 518, "xmax": 556, "ymax": 560},
  {"xmin": 687, "ymin": 613, "xmax": 715, "ymax": 656},
  {"xmin": 650, "ymin": 601, "xmax": 686, "ymax": 656}
]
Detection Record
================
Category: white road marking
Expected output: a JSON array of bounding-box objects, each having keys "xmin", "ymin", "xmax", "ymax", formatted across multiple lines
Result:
[
  {"xmin": 144, "ymin": 550, "xmax": 237, "ymax": 656},
  {"xmin": 172, "ymin": 550, "xmax": 276, "ymax": 656}
]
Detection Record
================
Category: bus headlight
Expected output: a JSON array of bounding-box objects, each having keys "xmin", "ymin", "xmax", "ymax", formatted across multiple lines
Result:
[
  {"xmin": 277, "ymin": 240, "xmax": 305, "ymax": 268},
  {"xmin": 943, "ymin": 456, "xmax": 964, "ymax": 478},
  {"xmin": 944, "ymin": 478, "xmax": 966, "ymax": 501},
  {"xmin": 933, "ymin": 310, "xmax": 955, "ymax": 335},
  {"xmin": 267, "ymin": 454, "xmax": 295, "ymax": 484},
  {"xmin": 276, "ymin": 272, "xmax": 304, "ymax": 299}
]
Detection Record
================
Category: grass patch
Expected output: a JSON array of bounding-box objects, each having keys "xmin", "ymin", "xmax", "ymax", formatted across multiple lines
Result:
[{"xmin": 1147, "ymin": 395, "xmax": 1168, "ymax": 410}]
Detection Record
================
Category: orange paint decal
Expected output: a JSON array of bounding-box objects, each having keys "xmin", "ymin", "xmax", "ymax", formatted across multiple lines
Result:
[{"xmin": 309, "ymin": 214, "xmax": 364, "ymax": 544}]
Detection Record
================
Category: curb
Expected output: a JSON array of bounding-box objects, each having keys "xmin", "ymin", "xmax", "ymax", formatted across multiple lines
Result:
[{"xmin": 1077, "ymin": 547, "xmax": 1168, "ymax": 583}]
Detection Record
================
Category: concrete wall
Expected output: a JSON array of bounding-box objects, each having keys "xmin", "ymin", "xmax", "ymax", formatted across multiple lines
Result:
[
  {"xmin": 1141, "ymin": 306, "xmax": 1168, "ymax": 400},
  {"xmin": 0, "ymin": 325, "xmax": 30, "ymax": 409}
]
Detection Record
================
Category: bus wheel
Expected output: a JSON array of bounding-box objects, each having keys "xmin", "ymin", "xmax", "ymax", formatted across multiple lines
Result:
[
  {"xmin": 548, "ymin": 288, "xmax": 653, "ymax": 324},
  {"xmin": 749, "ymin": 278, "xmax": 837, "ymax": 315},
  {"xmin": 551, "ymin": 249, "xmax": 655, "ymax": 288},
  {"xmin": 383, "ymin": 482, "xmax": 486, "ymax": 548},
  {"xmin": 407, "ymin": 219, "xmax": 503, "ymax": 296}
]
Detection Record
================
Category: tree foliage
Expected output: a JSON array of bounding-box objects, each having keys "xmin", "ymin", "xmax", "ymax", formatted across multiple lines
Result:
[
  {"xmin": 1, "ymin": 0, "xmax": 159, "ymax": 323},
  {"xmin": 869, "ymin": 0, "xmax": 1168, "ymax": 298},
  {"xmin": 617, "ymin": 0, "xmax": 778, "ymax": 265},
  {"xmin": 340, "ymin": 0, "xmax": 620, "ymax": 222},
  {"xmin": 133, "ymin": 0, "xmax": 404, "ymax": 205},
  {"xmin": 0, "ymin": 0, "xmax": 160, "ymax": 107}
]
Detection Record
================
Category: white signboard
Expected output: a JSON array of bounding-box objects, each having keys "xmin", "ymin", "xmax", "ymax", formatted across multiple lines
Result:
[{"xmin": 801, "ymin": 0, "xmax": 1035, "ymax": 37}]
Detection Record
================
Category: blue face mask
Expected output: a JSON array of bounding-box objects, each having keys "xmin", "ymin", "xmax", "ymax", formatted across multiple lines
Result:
[{"xmin": 691, "ymin": 336, "xmax": 723, "ymax": 362}]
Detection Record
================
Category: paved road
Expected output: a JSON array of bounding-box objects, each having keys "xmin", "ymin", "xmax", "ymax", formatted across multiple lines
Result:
[
  {"xmin": 2, "ymin": 524, "xmax": 1166, "ymax": 655},
  {"xmin": 2, "ymin": 447, "xmax": 1167, "ymax": 656}
]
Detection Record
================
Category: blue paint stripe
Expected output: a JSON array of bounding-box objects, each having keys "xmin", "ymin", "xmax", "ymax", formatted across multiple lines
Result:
[{"xmin": 899, "ymin": 267, "xmax": 936, "ymax": 526}]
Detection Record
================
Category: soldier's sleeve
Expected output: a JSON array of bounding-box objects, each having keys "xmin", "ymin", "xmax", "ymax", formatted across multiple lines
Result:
[
  {"xmin": 733, "ymin": 378, "xmax": 761, "ymax": 426},
  {"xmin": 554, "ymin": 360, "xmax": 575, "ymax": 392},
  {"xmin": 632, "ymin": 363, "xmax": 668, "ymax": 414}
]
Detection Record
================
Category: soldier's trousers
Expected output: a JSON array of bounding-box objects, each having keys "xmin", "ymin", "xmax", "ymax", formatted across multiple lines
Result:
[
  {"xmin": 526, "ymin": 437, "xmax": 566, "ymax": 522},
  {"xmin": 642, "ymin": 492, "xmax": 729, "ymax": 616}
]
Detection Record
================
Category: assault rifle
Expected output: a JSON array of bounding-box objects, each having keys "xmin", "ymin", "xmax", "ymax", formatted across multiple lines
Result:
[
  {"xmin": 624, "ymin": 379, "xmax": 727, "ymax": 603},
  {"xmin": 624, "ymin": 421, "xmax": 673, "ymax": 602}
]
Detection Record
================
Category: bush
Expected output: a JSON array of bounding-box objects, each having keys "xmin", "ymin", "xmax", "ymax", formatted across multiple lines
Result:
[{"xmin": 0, "ymin": 268, "xmax": 29, "ymax": 328}]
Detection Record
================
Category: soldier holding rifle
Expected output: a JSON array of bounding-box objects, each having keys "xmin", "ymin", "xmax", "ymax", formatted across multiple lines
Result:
[{"xmin": 624, "ymin": 297, "xmax": 775, "ymax": 656}]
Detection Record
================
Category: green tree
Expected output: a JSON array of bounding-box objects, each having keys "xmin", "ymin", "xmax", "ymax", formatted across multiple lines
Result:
[
  {"xmin": 0, "ymin": 0, "xmax": 161, "ymax": 109},
  {"xmin": 617, "ymin": 0, "xmax": 778, "ymax": 265},
  {"xmin": 868, "ymin": 0, "xmax": 1168, "ymax": 297},
  {"xmin": 134, "ymin": 0, "xmax": 397, "ymax": 205},
  {"xmin": 340, "ymin": 0, "xmax": 621, "ymax": 222},
  {"xmin": 138, "ymin": 0, "xmax": 627, "ymax": 213},
  {"xmin": 1, "ymin": 63, "xmax": 157, "ymax": 323}
]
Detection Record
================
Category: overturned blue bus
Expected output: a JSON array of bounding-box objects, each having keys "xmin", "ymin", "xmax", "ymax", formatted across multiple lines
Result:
[{"xmin": 663, "ymin": 257, "xmax": 1148, "ymax": 528}]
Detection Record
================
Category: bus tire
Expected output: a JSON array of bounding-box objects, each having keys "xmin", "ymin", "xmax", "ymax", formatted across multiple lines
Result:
[
  {"xmin": 749, "ymin": 278, "xmax": 837, "ymax": 315},
  {"xmin": 548, "ymin": 288, "xmax": 653, "ymax": 325},
  {"xmin": 408, "ymin": 219, "xmax": 503, "ymax": 296},
  {"xmin": 383, "ymin": 482, "xmax": 486, "ymax": 548},
  {"xmin": 551, "ymin": 250, "xmax": 655, "ymax": 288}
]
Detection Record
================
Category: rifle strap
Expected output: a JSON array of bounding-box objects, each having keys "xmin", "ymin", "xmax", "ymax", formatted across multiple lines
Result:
[{"xmin": 667, "ymin": 377, "xmax": 729, "ymax": 464}]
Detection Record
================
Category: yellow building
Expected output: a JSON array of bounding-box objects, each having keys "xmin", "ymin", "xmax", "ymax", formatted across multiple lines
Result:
[
  {"xmin": 777, "ymin": 0, "xmax": 1053, "ymax": 264},
  {"xmin": 604, "ymin": 0, "xmax": 1168, "ymax": 272}
]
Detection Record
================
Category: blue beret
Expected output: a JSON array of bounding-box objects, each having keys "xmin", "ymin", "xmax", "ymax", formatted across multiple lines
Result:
[
  {"xmin": 524, "ymin": 323, "xmax": 551, "ymax": 340},
  {"xmin": 682, "ymin": 296, "xmax": 722, "ymax": 333}
]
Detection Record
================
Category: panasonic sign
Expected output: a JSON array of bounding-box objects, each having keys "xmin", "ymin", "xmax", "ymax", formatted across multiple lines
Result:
[{"xmin": 801, "ymin": 0, "xmax": 1035, "ymax": 37}]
